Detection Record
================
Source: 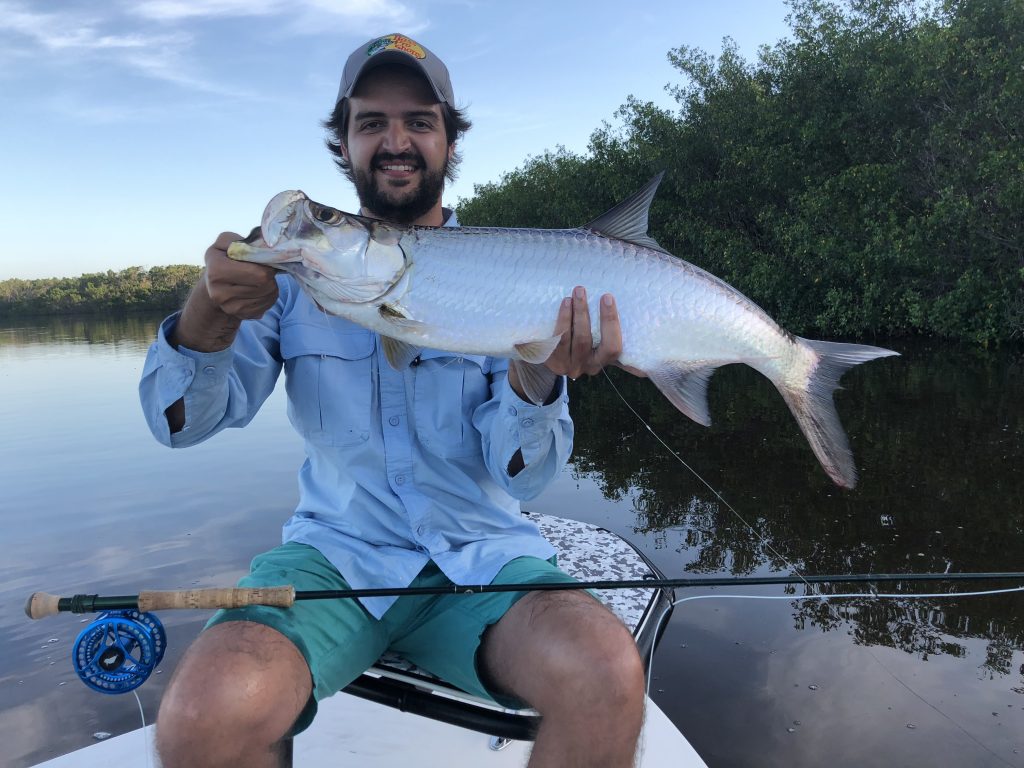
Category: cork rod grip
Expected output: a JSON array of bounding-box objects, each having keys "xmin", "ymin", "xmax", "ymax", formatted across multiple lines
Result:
[
  {"xmin": 24, "ymin": 586, "xmax": 296, "ymax": 619},
  {"xmin": 137, "ymin": 586, "xmax": 296, "ymax": 611}
]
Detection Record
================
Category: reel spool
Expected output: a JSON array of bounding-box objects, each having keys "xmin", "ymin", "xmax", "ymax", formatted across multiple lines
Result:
[{"xmin": 72, "ymin": 609, "xmax": 166, "ymax": 694}]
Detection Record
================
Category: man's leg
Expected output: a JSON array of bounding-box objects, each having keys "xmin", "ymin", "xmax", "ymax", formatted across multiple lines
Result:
[
  {"xmin": 156, "ymin": 621, "xmax": 310, "ymax": 768},
  {"xmin": 480, "ymin": 590, "xmax": 646, "ymax": 768},
  {"xmin": 156, "ymin": 543, "xmax": 388, "ymax": 768}
]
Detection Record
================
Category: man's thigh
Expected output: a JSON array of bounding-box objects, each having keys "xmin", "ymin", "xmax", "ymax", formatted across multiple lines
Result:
[
  {"xmin": 477, "ymin": 584, "xmax": 637, "ymax": 711},
  {"xmin": 207, "ymin": 542, "xmax": 388, "ymax": 732},
  {"xmin": 388, "ymin": 556, "xmax": 580, "ymax": 707}
]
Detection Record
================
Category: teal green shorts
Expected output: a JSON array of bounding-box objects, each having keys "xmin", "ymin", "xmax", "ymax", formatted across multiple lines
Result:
[{"xmin": 206, "ymin": 543, "xmax": 579, "ymax": 733}]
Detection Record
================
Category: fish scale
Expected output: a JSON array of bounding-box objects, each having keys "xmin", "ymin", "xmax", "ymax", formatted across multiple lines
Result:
[
  {"xmin": 401, "ymin": 226, "xmax": 762, "ymax": 369},
  {"xmin": 228, "ymin": 177, "xmax": 898, "ymax": 489}
]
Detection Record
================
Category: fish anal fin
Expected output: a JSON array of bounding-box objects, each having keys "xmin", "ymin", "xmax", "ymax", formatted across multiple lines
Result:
[
  {"xmin": 648, "ymin": 362, "xmax": 721, "ymax": 427},
  {"xmin": 381, "ymin": 336, "xmax": 422, "ymax": 370},
  {"xmin": 514, "ymin": 335, "xmax": 563, "ymax": 365},
  {"xmin": 583, "ymin": 172, "xmax": 670, "ymax": 254}
]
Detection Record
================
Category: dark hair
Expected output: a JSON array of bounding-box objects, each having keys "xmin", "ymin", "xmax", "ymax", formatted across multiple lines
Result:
[{"xmin": 323, "ymin": 88, "xmax": 472, "ymax": 184}]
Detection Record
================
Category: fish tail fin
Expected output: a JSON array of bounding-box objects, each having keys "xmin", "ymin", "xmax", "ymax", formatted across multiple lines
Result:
[{"xmin": 780, "ymin": 338, "xmax": 899, "ymax": 489}]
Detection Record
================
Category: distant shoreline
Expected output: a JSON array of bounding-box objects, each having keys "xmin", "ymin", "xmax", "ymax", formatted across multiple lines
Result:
[{"xmin": 0, "ymin": 265, "xmax": 202, "ymax": 318}]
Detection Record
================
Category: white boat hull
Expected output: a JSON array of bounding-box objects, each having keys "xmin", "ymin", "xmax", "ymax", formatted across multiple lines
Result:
[{"xmin": 33, "ymin": 690, "xmax": 706, "ymax": 767}]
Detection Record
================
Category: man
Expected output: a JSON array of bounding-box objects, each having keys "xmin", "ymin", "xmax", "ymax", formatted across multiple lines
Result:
[{"xmin": 140, "ymin": 33, "xmax": 645, "ymax": 768}]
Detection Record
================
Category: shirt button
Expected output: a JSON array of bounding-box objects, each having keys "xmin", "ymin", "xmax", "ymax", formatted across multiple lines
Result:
[
  {"xmin": 203, "ymin": 365, "xmax": 216, "ymax": 375},
  {"xmin": 395, "ymin": 475, "xmax": 405, "ymax": 485},
  {"xmin": 508, "ymin": 406, "xmax": 517, "ymax": 416},
  {"xmin": 389, "ymin": 415, "xmax": 400, "ymax": 426}
]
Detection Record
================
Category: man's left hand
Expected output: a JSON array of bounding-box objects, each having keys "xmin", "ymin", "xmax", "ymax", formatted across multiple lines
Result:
[{"xmin": 545, "ymin": 286, "xmax": 646, "ymax": 379}]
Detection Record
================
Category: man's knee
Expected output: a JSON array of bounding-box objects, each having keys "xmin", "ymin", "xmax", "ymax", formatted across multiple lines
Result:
[
  {"xmin": 157, "ymin": 622, "xmax": 311, "ymax": 764},
  {"xmin": 560, "ymin": 607, "xmax": 645, "ymax": 707},
  {"xmin": 486, "ymin": 591, "xmax": 645, "ymax": 713}
]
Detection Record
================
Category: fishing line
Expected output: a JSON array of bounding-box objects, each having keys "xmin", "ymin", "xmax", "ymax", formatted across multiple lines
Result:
[
  {"xmin": 600, "ymin": 368, "xmax": 1021, "ymax": 763},
  {"xmin": 598, "ymin": 369, "xmax": 814, "ymax": 591},
  {"xmin": 644, "ymin": 586, "xmax": 1024, "ymax": 768},
  {"xmin": 131, "ymin": 688, "xmax": 152, "ymax": 768}
]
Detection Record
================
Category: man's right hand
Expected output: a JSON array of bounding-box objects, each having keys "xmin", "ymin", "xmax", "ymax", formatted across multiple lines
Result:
[
  {"xmin": 202, "ymin": 231, "xmax": 280, "ymax": 321},
  {"xmin": 165, "ymin": 231, "xmax": 279, "ymax": 434},
  {"xmin": 170, "ymin": 231, "xmax": 279, "ymax": 353}
]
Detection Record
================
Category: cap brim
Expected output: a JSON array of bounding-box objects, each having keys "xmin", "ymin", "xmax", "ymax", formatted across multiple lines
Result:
[{"xmin": 340, "ymin": 50, "xmax": 448, "ymax": 104}]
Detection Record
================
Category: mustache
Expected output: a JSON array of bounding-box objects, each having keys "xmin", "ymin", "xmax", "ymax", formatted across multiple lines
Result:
[{"xmin": 372, "ymin": 152, "xmax": 424, "ymax": 169}]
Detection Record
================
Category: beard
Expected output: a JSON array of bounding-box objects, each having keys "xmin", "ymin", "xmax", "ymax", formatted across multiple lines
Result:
[{"xmin": 352, "ymin": 152, "xmax": 448, "ymax": 225}]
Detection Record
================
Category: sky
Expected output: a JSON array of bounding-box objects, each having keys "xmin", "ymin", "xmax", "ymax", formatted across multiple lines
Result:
[{"xmin": 1, "ymin": 0, "xmax": 794, "ymax": 280}]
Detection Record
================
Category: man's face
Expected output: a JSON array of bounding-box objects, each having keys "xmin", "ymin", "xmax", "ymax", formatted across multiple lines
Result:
[{"xmin": 342, "ymin": 66, "xmax": 454, "ymax": 226}]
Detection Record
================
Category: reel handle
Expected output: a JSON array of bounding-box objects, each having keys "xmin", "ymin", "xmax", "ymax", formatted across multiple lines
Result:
[{"xmin": 25, "ymin": 586, "xmax": 296, "ymax": 619}]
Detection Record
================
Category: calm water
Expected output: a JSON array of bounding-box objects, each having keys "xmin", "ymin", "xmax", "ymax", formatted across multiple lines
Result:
[{"xmin": 1, "ymin": 314, "xmax": 1022, "ymax": 767}]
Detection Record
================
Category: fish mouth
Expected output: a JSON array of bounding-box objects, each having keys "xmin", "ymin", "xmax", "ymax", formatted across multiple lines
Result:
[{"xmin": 261, "ymin": 190, "xmax": 308, "ymax": 247}]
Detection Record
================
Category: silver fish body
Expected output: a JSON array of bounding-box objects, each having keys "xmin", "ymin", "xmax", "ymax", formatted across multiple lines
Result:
[{"xmin": 228, "ymin": 177, "xmax": 898, "ymax": 488}]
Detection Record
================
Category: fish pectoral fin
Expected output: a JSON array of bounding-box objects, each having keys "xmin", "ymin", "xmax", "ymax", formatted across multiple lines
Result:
[
  {"xmin": 582, "ymin": 172, "xmax": 670, "ymax": 254},
  {"xmin": 378, "ymin": 302, "xmax": 428, "ymax": 330},
  {"xmin": 509, "ymin": 360, "xmax": 560, "ymax": 406},
  {"xmin": 381, "ymin": 336, "xmax": 422, "ymax": 370},
  {"xmin": 648, "ymin": 362, "xmax": 721, "ymax": 426},
  {"xmin": 513, "ymin": 335, "xmax": 563, "ymax": 364}
]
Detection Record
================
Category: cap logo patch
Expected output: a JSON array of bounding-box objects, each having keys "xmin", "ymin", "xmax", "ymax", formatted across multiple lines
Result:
[{"xmin": 366, "ymin": 34, "xmax": 426, "ymax": 60}]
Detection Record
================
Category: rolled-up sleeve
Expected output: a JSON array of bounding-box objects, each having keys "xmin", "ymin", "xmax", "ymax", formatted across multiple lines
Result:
[
  {"xmin": 473, "ymin": 365, "xmax": 573, "ymax": 500},
  {"xmin": 139, "ymin": 299, "xmax": 285, "ymax": 448}
]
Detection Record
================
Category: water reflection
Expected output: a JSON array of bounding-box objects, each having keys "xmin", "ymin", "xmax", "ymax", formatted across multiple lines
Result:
[
  {"xmin": 565, "ymin": 340, "xmax": 1024, "ymax": 676},
  {"xmin": 0, "ymin": 313, "xmax": 160, "ymax": 352}
]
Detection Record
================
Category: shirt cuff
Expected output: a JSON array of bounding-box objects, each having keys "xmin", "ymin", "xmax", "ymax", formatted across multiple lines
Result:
[
  {"xmin": 155, "ymin": 313, "xmax": 234, "ymax": 392},
  {"xmin": 500, "ymin": 376, "xmax": 568, "ymax": 465}
]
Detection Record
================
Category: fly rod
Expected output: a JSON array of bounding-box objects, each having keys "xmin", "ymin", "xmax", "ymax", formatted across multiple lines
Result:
[{"xmin": 25, "ymin": 571, "xmax": 1024, "ymax": 619}]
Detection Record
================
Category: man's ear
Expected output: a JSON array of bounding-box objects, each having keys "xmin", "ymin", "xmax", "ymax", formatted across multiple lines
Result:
[
  {"xmin": 447, "ymin": 143, "xmax": 455, "ymax": 163},
  {"xmin": 340, "ymin": 140, "xmax": 351, "ymax": 163}
]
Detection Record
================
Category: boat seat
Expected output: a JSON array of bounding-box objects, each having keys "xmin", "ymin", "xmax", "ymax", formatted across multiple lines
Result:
[{"xmin": 338, "ymin": 511, "xmax": 674, "ymax": 741}]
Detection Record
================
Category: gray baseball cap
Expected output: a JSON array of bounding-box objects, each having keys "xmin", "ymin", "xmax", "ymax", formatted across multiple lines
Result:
[{"xmin": 336, "ymin": 33, "xmax": 454, "ymax": 105}]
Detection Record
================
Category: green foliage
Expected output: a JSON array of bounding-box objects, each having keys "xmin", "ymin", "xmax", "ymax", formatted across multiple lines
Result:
[
  {"xmin": 0, "ymin": 265, "xmax": 202, "ymax": 317},
  {"xmin": 457, "ymin": 0, "xmax": 1024, "ymax": 344}
]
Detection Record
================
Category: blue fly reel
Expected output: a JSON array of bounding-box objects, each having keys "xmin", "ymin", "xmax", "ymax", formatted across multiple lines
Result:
[{"xmin": 72, "ymin": 609, "xmax": 166, "ymax": 694}]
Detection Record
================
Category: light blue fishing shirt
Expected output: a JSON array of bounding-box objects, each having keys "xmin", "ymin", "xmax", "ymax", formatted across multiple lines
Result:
[{"xmin": 139, "ymin": 232, "xmax": 571, "ymax": 618}]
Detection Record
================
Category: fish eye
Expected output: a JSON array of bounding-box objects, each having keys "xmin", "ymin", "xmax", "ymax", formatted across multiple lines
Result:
[{"xmin": 309, "ymin": 201, "xmax": 343, "ymax": 225}]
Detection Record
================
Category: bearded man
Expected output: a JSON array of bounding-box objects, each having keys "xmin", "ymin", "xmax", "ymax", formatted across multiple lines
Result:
[{"xmin": 140, "ymin": 33, "xmax": 645, "ymax": 768}]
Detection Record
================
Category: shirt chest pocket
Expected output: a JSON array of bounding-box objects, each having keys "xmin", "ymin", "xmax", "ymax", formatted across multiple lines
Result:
[
  {"xmin": 413, "ymin": 350, "xmax": 491, "ymax": 458},
  {"xmin": 281, "ymin": 322, "xmax": 375, "ymax": 447}
]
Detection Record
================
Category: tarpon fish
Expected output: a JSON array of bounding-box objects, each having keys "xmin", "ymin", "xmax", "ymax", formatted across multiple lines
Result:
[{"xmin": 228, "ymin": 175, "xmax": 898, "ymax": 489}]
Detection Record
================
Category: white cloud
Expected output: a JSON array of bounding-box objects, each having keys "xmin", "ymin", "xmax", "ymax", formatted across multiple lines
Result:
[
  {"xmin": 0, "ymin": 2, "xmax": 185, "ymax": 51},
  {"xmin": 0, "ymin": 1, "xmax": 252, "ymax": 101},
  {"xmin": 130, "ymin": 0, "xmax": 420, "ymax": 30},
  {"xmin": 0, "ymin": 0, "xmax": 430, "ymax": 117},
  {"xmin": 130, "ymin": 0, "xmax": 284, "ymax": 21}
]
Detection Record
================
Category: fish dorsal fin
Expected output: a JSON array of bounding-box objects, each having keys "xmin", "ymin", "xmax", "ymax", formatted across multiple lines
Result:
[
  {"xmin": 381, "ymin": 336, "xmax": 422, "ymax": 370},
  {"xmin": 583, "ymin": 172, "xmax": 669, "ymax": 254}
]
